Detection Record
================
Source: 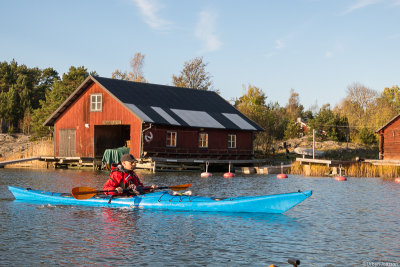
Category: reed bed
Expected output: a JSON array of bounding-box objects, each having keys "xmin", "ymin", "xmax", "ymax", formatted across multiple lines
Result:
[
  {"xmin": 290, "ymin": 161, "xmax": 329, "ymax": 176},
  {"xmin": 291, "ymin": 161, "xmax": 400, "ymax": 178},
  {"xmin": 290, "ymin": 161, "xmax": 303, "ymax": 174},
  {"xmin": 346, "ymin": 163, "xmax": 400, "ymax": 178}
]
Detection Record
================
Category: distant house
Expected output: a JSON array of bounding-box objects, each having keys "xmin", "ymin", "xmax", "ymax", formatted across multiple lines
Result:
[
  {"xmin": 296, "ymin": 117, "xmax": 309, "ymax": 135},
  {"xmin": 376, "ymin": 114, "xmax": 400, "ymax": 160},
  {"xmin": 43, "ymin": 76, "xmax": 263, "ymax": 167}
]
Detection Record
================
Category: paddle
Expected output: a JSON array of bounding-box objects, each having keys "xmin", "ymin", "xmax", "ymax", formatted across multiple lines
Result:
[{"xmin": 71, "ymin": 183, "xmax": 192, "ymax": 200}]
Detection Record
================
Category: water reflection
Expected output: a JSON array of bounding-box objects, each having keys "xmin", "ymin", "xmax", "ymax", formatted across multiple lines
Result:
[{"xmin": 1, "ymin": 168, "xmax": 400, "ymax": 266}]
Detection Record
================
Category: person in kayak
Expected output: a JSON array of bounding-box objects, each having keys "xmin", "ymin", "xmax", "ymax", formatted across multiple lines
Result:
[{"xmin": 103, "ymin": 153, "xmax": 157, "ymax": 196}]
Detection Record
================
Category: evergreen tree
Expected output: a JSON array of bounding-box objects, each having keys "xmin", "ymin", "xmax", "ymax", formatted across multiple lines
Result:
[{"xmin": 30, "ymin": 66, "xmax": 90, "ymax": 138}]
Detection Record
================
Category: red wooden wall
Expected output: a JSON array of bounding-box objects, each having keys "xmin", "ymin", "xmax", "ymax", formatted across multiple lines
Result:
[
  {"xmin": 377, "ymin": 118, "xmax": 400, "ymax": 160},
  {"xmin": 54, "ymin": 82, "xmax": 142, "ymax": 158},
  {"xmin": 143, "ymin": 125, "xmax": 254, "ymax": 159}
]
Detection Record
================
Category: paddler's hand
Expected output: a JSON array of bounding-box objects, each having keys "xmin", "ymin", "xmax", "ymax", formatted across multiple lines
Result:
[
  {"xmin": 115, "ymin": 187, "xmax": 124, "ymax": 194},
  {"xmin": 127, "ymin": 184, "xmax": 140, "ymax": 195},
  {"xmin": 149, "ymin": 184, "xmax": 157, "ymax": 192}
]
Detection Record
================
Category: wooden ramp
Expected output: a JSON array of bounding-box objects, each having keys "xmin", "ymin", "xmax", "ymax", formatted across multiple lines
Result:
[{"xmin": 0, "ymin": 157, "xmax": 41, "ymax": 168}]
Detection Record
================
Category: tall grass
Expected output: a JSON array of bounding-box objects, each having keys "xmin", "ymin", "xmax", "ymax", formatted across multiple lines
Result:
[
  {"xmin": 346, "ymin": 163, "xmax": 400, "ymax": 178},
  {"xmin": 290, "ymin": 161, "xmax": 329, "ymax": 176},
  {"xmin": 291, "ymin": 161, "xmax": 400, "ymax": 178},
  {"xmin": 290, "ymin": 161, "xmax": 303, "ymax": 174}
]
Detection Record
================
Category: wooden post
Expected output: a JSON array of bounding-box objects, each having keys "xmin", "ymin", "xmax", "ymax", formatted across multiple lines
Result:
[{"xmin": 313, "ymin": 129, "xmax": 315, "ymax": 159}]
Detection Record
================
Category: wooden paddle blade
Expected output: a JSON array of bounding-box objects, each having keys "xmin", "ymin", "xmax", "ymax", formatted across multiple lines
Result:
[
  {"xmin": 71, "ymin": 186, "xmax": 98, "ymax": 200},
  {"xmin": 168, "ymin": 183, "xmax": 192, "ymax": 191}
]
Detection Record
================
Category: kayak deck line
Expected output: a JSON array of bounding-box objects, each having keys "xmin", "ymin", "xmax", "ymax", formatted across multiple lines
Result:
[{"xmin": 8, "ymin": 186, "xmax": 312, "ymax": 214}]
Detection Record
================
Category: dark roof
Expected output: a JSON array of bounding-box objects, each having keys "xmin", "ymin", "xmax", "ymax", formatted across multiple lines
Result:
[{"xmin": 44, "ymin": 76, "xmax": 263, "ymax": 131}]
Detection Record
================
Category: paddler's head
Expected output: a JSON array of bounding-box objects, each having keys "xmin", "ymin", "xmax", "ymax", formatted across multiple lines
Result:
[{"xmin": 121, "ymin": 154, "xmax": 137, "ymax": 170}]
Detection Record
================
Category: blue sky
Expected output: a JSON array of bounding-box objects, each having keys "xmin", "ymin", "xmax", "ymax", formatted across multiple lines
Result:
[{"xmin": 1, "ymin": 0, "xmax": 400, "ymax": 110}]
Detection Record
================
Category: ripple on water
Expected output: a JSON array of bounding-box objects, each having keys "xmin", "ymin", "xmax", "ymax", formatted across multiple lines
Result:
[{"xmin": 1, "ymin": 170, "xmax": 400, "ymax": 266}]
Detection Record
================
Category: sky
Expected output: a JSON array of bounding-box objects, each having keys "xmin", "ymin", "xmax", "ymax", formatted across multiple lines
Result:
[{"xmin": 1, "ymin": 0, "xmax": 400, "ymax": 110}]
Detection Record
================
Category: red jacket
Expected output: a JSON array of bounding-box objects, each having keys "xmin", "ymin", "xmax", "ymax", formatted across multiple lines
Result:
[{"xmin": 102, "ymin": 164, "xmax": 144, "ymax": 195}]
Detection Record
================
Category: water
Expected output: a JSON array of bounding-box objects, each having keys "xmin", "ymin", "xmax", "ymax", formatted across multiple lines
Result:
[{"xmin": 0, "ymin": 168, "xmax": 399, "ymax": 266}]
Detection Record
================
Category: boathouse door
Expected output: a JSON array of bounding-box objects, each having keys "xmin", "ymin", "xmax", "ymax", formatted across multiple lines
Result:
[
  {"xmin": 59, "ymin": 129, "xmax": 76, "ymax": 157},
  {"xmin": 94, "ymin": 125, "xmax": 131, "ymax": 158}
]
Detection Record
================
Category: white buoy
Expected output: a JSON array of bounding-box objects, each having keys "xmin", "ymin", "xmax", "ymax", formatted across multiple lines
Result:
[{"xmin": 201, "ymin": 161, "xmax": 212, "ymax": 178}]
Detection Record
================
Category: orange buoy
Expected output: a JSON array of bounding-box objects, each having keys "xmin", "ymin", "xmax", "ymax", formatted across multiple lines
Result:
[
  {"xmin": 395, "ymin": 177, "xmax": 400, "ymax": 183},
  {"xmin": 334, "ymin": 165, "xmax": 347, "ymax": 181},
  {"xmin": 277, "ymin": 173, "xmax": 288, "ymax": 179},
  {"xmin": 223, "ymin": 162, "xmax": 235, "ymax": 178},
  {"xmin": 223, "ymin": 172, "xmax": 235, "ymax": 178},
  {"xmin": 277, "ymin": 162, "xmax": 288, "ymax": 179},
  {"xmin": 334, "ymin": 176, "xmax": 347, "ymax": 181}
]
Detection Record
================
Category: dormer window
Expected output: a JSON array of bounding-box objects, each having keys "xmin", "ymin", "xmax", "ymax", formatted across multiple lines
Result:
[{"xmin": 90, "ymin": 94, "xmax": 102, "ymax": 112}]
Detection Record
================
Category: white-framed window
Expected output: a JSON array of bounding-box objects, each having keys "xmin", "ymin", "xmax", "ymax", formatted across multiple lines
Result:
[
  {"xmin": 199, "ymin": 132, "xmax": 208, "ymax": 148},
  {"xmin": 228, "ymin": 134, "xmax": 237, "ymax": 148},
  {"xmin": 166, "ymin": 131, "xmax": 177, "ymax": 147},
  {"xmin": 90, "ymin": 94, "xmax": 102, "ymax": 112}
]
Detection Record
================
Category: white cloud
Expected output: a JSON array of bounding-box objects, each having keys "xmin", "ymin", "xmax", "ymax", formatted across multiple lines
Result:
[
  {"xmin": 325, "ymin": 51, "xmax": 334, "ymax": 58},
  {"xmin": 275, "ymin": 39, "xmax": 285, "ymax": 50},
  {"xmin": 342, "ymin": 0, "xmax": 382, "ymax": 15},
  {"xmin": 195, "ymin": 9, "xmax": 222, "ymax": 53},
  {"xmin": 133, "ymin": 0, "xmax": 171, "ymax": 30},
  {"xmin": 391, "ymin": 0, "xmax": 400, "ymax": 5},
  {"xmin": 388, "ymin": 33, "xmax": 400, "ymax": 39}
]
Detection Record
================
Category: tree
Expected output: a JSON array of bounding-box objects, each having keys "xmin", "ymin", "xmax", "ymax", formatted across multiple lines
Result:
[
  {"xmin": 235, "ymin": 84, "xmax": 288, "ymax": 153},
  {"xmin": 284, "ymin": 120, "xmax": 303, "ymax": 139},
  {"xmin": 0, "ymin": 60, "xmax": 58, "ymax": 133},
  {"xmin": 335, "ymin": 83, "xmax": 378, "ymax": 141},
  {"xmin": 308, "ymin": 104, "xmax": 349, "ymax": 142},
  {"xmin": 172, "ymin": 57, "xmax": 213, "ymax": 91},
  {"xmin": 358, "ymin": 127, "xmax": 377, "ymax": 145},
  {"xmin": 285, "ymin": 89, "xmax": 304, "ymax": 121},
  {"xmin": 4, "ymin": 85, "xmax": 21, "ymax": 132},
  {"xmin": 381, "ymin": 85, "xmax": 400, "ymax": 110},
  {"xmin": 30, "ymin": 66, "xmax": 91, "ymax": 138},
  {"xmin": 373, "ymin": 90, "xmax": 399, "ymax": 130},
  {"xmin": 112, "ymin": 52, "xmax": 147, "ymax": 82}
]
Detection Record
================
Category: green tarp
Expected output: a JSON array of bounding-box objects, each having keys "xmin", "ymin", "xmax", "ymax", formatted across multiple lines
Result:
[{"xmin": 101, "ymin": 147, "xmax": 130, "ymax": 167}]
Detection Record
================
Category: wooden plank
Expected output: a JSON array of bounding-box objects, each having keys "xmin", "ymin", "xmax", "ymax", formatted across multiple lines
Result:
[{"xmin": 0, "ymin": 157, "xmax": 41, "ymax": 167}]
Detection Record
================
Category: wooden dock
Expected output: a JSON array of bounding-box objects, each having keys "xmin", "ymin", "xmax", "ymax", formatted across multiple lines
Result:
[
  {"xmin": 0, "ymin": 155, "xmax": 269, "ymax": 172},
  {"xmin": 0, "ymin": 157, "xmax": 41, "ymax": 168},
  {"xmin": 0, "ymin": 156, "xmax": 95, "ymax": 169},
  {"xmin": 296, "ymin": 158, "xmax": 357, "ymax": 167}
]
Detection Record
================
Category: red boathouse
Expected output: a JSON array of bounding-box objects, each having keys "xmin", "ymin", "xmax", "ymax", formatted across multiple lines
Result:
[
  {"xmin": 376, "ymin": 113, "xmax": 400, "ymax": 160},
  {"xmin": 44, "ymin": 76, "xmax": 264, "ymax": 170}
]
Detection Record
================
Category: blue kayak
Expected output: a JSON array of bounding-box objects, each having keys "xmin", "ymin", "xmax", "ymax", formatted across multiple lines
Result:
[{"xmin": 8, "ymin": 186, "xmax": 312, "ymax": 213}]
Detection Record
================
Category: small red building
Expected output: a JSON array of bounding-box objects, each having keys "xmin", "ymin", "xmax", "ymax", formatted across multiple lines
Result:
[
  {"xmin": 376, "ymin": 114, "xmax": 400, "ymax": 160},
  {"xmin": 44, "ymin": 76, "xmax": 263, "ymax": 167}
]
